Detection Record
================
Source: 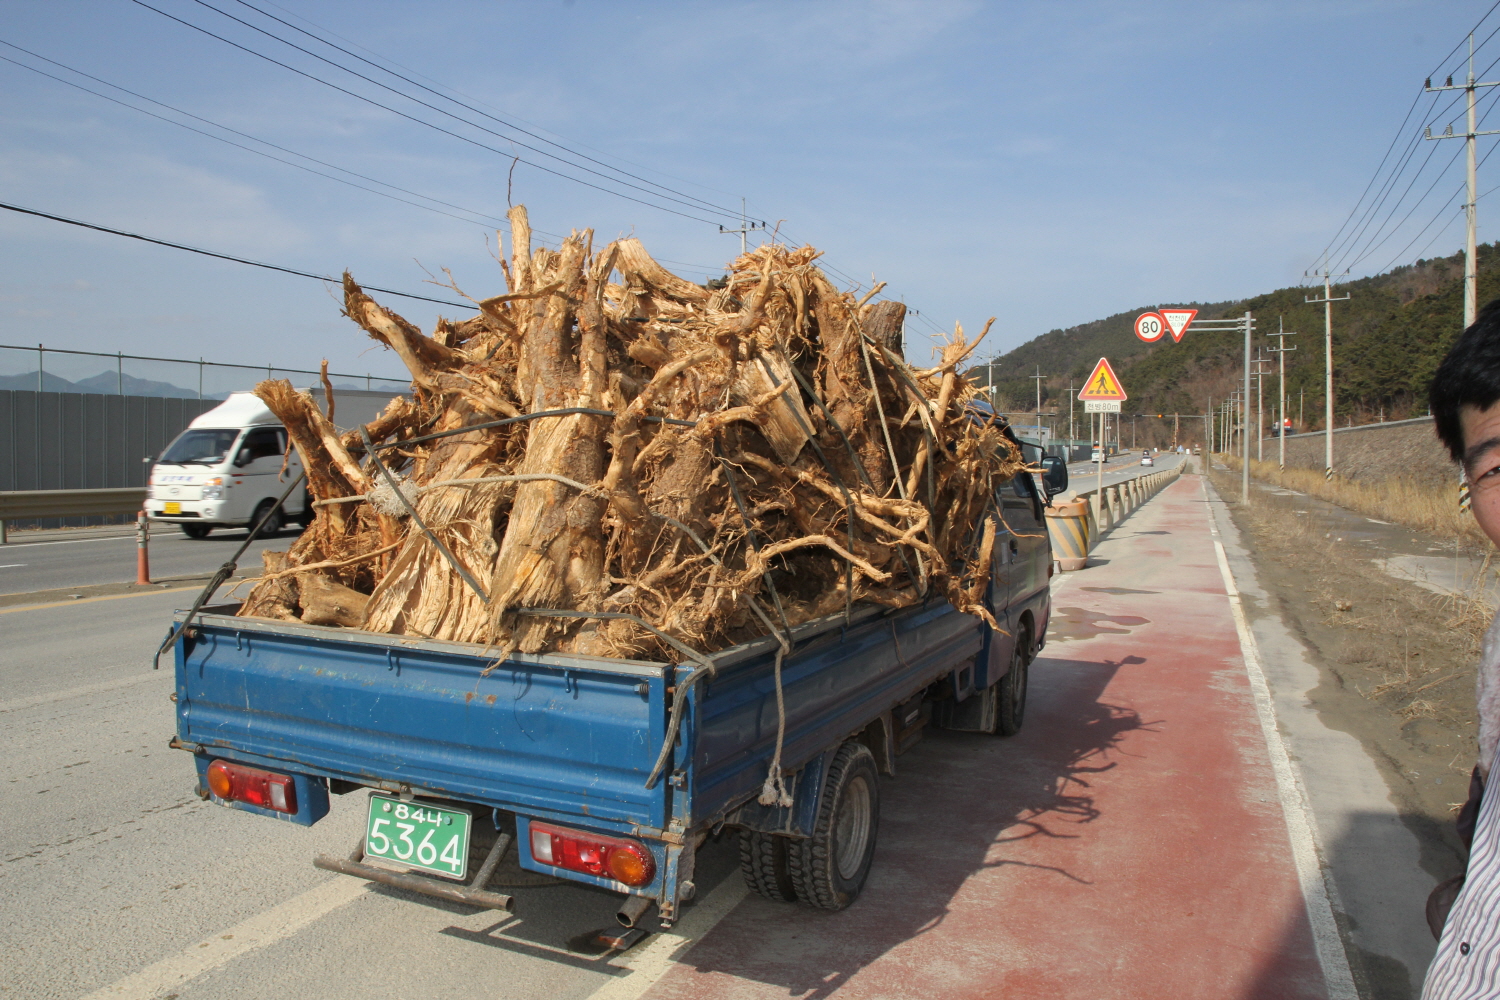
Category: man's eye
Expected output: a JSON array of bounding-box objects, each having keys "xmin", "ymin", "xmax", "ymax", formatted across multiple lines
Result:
[{"xmin": 1483, "ymin": 464, "xmax": 1500, "ymax": 481}]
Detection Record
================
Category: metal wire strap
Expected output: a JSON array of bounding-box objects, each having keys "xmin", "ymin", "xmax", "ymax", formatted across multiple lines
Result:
[
  {"xmin": 152, "ymin": 471, "xmax": 306, "ymax": 669},
  {"xmin": 359, "ymin": 426, "xmax": 490, "ymax": 603}
]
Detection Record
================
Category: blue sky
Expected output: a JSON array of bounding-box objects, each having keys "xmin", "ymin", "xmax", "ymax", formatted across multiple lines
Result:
[{"xmin": 0, "ymin": 0, "xmax": 1491, "ymax": 384}]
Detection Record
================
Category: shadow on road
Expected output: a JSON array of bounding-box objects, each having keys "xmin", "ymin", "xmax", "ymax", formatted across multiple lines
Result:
[{"xmin": 652, "ymin": 655, "xmax": 1145, "ymax": 999}]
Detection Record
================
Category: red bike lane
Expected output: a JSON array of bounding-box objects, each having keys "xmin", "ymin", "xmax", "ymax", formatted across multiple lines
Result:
[{"xmin": 635, "ymin": 473, "xmax": 1339, "ymax": 1000}]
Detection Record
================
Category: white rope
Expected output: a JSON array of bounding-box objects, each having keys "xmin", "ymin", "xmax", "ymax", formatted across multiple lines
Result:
[{"xmin": 757, "ymin": 636, "xmax": 795, "ymax": 808}]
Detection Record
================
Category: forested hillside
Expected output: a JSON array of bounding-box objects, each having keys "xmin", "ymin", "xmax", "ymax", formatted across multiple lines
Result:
[{"xmin": 979, "ymin": 244, "xmax": 1500, "ymax": 429}]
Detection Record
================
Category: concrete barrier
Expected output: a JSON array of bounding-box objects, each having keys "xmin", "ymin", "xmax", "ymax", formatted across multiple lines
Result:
[{"xmin": 1056, "ymin": 462, "xmax": 1184, "ymax": 571}]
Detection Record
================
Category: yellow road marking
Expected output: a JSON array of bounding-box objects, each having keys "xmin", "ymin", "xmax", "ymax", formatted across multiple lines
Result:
[{"xmin": 0, "ymin": 584, "xmax": 205, "ymax": 614}]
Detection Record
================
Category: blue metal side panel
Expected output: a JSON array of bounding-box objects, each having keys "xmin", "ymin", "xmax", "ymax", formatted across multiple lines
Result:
[
  {"xmin": 174, "ymin": 620, "xmax": 669, "ymax": 830},
  {"xmin": 688, "ymin": 600, "xmax": 983, "ymax": 824}
]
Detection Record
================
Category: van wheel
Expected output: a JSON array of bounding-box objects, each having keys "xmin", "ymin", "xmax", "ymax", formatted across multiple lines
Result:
[
  {"xmin": 789, "ymin": 742, "xmax": 879, "ymax": 910},
  {"xmin": 739, "ymin": 830, "xmax": 799, "ymax": 902},
  {"xmin": 180, "ymin": 523, "xmax": 211, "ymax": 539},
  {"xmin": 249, "ymin": 500, "xmax": 282, "ymax": 539},
  {"xmin": 995, "ymin": 624, "xmax": 1030, "ymax": 737}
]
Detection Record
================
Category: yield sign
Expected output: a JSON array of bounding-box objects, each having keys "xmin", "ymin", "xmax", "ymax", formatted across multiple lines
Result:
[
  {"xmin": 1160, "ymin": 307, "xmax": 1197, "ymax": 342},
  {"xmin": 1078, "ymin": 357, "xmax": 1127, "ymax": 401}
]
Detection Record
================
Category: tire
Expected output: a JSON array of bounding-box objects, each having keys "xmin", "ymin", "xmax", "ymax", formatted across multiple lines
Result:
[
  {"xmin": 995, "ymin": 624, "xmax": 1030, "ymax": 737},
  {"xmin": 297, "ymin": 490, "xmax": 315, "ymax": 528},
  {"xmin": 739, "ymin": 830, "xmax": 799, "ymax": 902},
  {"xmin": 180, "ymin": 523, "xmax": 212, "ymax": 539},
  {"xmin": 249, "ymin": 500, "xmax": 282, "ymax": 539},
  {"xmin": 789, "ymin": 742, "xmax": 879, "ymax": 910}
]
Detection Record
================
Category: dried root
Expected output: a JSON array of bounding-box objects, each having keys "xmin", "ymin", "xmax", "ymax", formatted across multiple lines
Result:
[{"xmin": 237, "ymin": 206, "xmax": 1024, "ymax": 660}]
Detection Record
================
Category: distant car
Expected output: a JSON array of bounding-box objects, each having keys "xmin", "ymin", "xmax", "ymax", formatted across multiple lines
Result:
[
  {"xmin": 1140, "ymin": 450, "xmax": 1154, "ymax": 467},
  {"xmin": 1091, "ymin": 448, "xmax": 1104, "ymax": 463}
]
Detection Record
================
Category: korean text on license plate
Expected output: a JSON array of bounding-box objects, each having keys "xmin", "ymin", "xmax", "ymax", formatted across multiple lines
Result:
[
  {"xmin": 163, "ymin": 502, "xmax": 182, "ymax": 515},
  {"xmin": 364, "ymin": 794, "xmax": 470, "ymax": 879}
]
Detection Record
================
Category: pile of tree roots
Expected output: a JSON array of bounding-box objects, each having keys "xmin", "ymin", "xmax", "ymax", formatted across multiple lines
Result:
[{"xmin": 238, "ymin": 206, "xmax": 1023, "ymax": 665}]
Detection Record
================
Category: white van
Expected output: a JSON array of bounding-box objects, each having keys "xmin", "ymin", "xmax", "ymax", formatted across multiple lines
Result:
[{"xmin": 147, "ymin": 388, "xmax": 402, "ymax": 539}]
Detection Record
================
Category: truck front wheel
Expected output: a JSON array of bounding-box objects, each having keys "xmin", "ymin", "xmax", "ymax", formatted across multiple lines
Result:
[
  {"xmin": 995, "ymin": 624, "xmax": 1030, "ymax": 737},
  {"xmin": 180, "ymin": 523, "xmax": 212, "ymax": 539},
  {"xmin": 789, "ymin": 741, "xmax": 879, "ymax": 910}
]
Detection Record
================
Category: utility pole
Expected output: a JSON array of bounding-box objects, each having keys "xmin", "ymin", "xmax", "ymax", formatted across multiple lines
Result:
[
  {"xmin": 1192, "ymin": 312, "xmax": 1256, "ymax": 501},
  {"xmin": 1426, "ymin": 34, "xmax": 1500, "ymax": 328},
  {"xmin": 1030, "ymin": 366, "xmax": 1048, "ymax": 450},
  {"xmin": 719, "ymin": 197, "xmax": 767, "ymax": 255},
  {"xmin": 1252, "ymin": 350, "xmax": 1273, "ymax": 464},
  {"xmin": 1068, "ymin": 382, "xmax": 1075, "ymax": 459},
  {"xmin": 1305, "ymin": 270, "xmax": 1349, "ymax": 479},
  {"xmin": 1267, "ymin": 318, "xmax": 1298, "ymax": 470}
]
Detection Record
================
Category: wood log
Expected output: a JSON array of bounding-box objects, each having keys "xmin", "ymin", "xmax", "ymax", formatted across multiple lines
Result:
[{"xmin": 299, "ymin": 573, "xmax": 369, "ymax": 628}]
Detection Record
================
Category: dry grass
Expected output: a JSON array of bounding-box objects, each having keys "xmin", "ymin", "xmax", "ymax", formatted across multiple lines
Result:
[
  {"xmin": 1214, "ymin": 452, "xmax": 1485, "ymax": 548},
  {"xmin": 1206, "ymin": 464, "xmax": 1484, "ymax": 728}
]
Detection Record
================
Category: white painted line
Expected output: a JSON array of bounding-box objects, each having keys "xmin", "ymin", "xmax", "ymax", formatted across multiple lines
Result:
[
  {"xmin": 585, "ymin": 875, "xmax": 749, "ymax": 1000},
  {"xmin": 0, "ymin": 671, "xmax": 165, "ymax": 713},
  {"xmin": 80, "ymin": 878, "xmax": 369, "ymax": 1000},
  {"xmin": 0, "ymin": 563, "xmax": 27, "ymax": 568},
  {"xmin": 1213, "ymin": 538, "xmax": 1358, "ymax": 1000}
]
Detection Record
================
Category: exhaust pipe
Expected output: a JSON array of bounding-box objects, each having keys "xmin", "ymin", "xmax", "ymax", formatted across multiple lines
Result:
[{"xmin": 616, "ymin": 893, "xmax": 655, "ymax": 928}]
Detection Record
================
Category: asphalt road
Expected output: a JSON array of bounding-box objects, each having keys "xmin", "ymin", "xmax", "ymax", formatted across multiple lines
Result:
[
  {"xmin": 1063, "ymin": 450, "xmax": 1185, "ymax": 492},
  {"xmin": 0, "ymin": 523, "xmax": 296, "ymax": 596},
  {"xmin": 0, "ymin": 460, "xmax": 1184, "ymax": 599},
  {"xmin": 0, "ymin": 588, "xmax": 742, "ymax": 1000}
]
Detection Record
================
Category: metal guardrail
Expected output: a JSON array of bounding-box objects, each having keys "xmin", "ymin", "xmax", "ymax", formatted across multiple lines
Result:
[
  {"xmin": 0, "ymin": 487, "xmax": 146, "ymax": 542},
  {"xmin": 1050, "ymin": 459, "xmax": 1187, "ymax": 571}
]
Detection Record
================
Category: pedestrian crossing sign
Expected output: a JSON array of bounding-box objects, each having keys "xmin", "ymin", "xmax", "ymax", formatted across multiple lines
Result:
[{"xmin": 1078, "ymin": 357, "xmax": 1127, "ymax": 401}]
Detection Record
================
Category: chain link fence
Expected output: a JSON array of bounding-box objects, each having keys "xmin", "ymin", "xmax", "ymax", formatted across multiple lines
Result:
[{"xmin": 0, "ymin": 343, "xmax": 409, "ymax": 400}]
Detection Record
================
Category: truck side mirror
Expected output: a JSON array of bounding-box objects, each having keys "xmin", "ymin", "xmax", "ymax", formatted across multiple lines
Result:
[
  {"xmin": 234, "ymin": 448, "xmax": 252, "ymax": 468},
  {"xmin": 1040, "ymin": 456, "xmax": 1068, "ymax": 496}
]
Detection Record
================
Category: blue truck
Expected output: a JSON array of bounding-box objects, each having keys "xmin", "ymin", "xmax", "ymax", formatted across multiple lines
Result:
[{"xmin": 167, "ymin": 438, "xmax": 1067, "ymax": 929}]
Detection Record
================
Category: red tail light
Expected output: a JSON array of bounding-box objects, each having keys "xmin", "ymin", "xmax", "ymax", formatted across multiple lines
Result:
[
  {"xmin": 529, "ymin": 821, "xmax": 656, "ymax": 887},
  {"xmin": 206, "ymin": 759, "xmax": 297, "ymax": 814}
]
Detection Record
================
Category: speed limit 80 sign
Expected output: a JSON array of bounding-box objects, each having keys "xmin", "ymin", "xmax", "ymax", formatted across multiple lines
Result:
[{"xmin": 1134, "ymin": 311, "xmax": 1166, "ymax": 343}]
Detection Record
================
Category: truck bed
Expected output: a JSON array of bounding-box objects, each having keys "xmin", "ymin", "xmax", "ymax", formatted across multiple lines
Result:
[{"xmin": 173, "ymin": 596, "xmax": 984, "ymax": 840}]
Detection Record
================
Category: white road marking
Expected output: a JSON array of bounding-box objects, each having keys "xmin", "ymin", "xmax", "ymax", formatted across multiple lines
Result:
[
  {"xmin": 1213, "ymin": 536, "xmax": 1358, "ymax": 1000},
  {"xmin": 584, "ymin": 875, "xmax": 749, "ymax": 1000},
  {"xmin": 0, "ymin": 563, "xmax": 27, "ymax": 568},
  {"xmin": 80, "ymin": 878, "xmax": 370, "ymax": 1000},
  {"xmin": 0, "ymin": 672, "xmax": 166, "ymax": 713}
]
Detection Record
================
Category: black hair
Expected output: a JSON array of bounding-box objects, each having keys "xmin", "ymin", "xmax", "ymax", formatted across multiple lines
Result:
[{"xmin": 1430, "ymin": 297, "xmax": 1500, "ymax": 462}]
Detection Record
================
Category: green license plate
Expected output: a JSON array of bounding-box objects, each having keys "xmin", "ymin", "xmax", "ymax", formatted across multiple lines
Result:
[{"xmin": 364, "ymin": 794, "xmax": 471, "ymax": 880}]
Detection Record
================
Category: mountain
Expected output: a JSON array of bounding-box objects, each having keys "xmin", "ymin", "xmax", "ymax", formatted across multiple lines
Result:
[
  {"xmin": 0, "ymin": 370, "xmax": 208, "ymax": 398},
  {"xmin": 976, "ymin": 244, "xmax": 1494, "ymax": 430}
]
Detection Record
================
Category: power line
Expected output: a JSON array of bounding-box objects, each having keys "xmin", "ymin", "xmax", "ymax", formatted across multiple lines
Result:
[
  {"xmin": 0, "ymin": 40, "xmax": 730, "ymax": 271},
  {"xmin": 137, "ymin": 0, "xmax": 746, "ymax": 227},
  {"xmin": 128, "ymin": 0, "xmax": 734, "ymax": 227},
  {"xmin": 0, "ymin": 46, "xmax": 510, "ymax": 229},
  {"xmin": 1316, "ymin": 5, "xmax": 1500, "ymax": 275},
  {"xmin": 0, "ymin": 200, "xmax": 469, "ymax": 308},
  {"xmin": 224, "ymin": 0, "xmax": 742, "ymax": 220}
]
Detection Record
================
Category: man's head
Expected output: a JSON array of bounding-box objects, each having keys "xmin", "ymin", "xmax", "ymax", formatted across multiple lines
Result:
[{"xmin": 1432, "ymin": 298, "xmax": 1500, "ymax": 546}]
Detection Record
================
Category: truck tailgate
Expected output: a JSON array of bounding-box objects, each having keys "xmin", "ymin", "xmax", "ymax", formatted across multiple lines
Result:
[{"xmin": 175, "ymin": 611, "xmax": 670, "ymax": 830}]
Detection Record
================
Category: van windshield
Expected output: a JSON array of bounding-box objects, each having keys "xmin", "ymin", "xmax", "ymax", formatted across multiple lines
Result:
[{"xmin": 160, "ymin": 429, "xmax": 240, "ymax": 466}]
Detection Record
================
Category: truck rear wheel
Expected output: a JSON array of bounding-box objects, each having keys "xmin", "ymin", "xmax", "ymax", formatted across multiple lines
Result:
[
  {"xmin": 789, "ymin": 741, "xmax": 879, "ymax": 910},
  {"xmin": 738, "ymin": 830, "xmax": 799, "ymax": 902}
]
